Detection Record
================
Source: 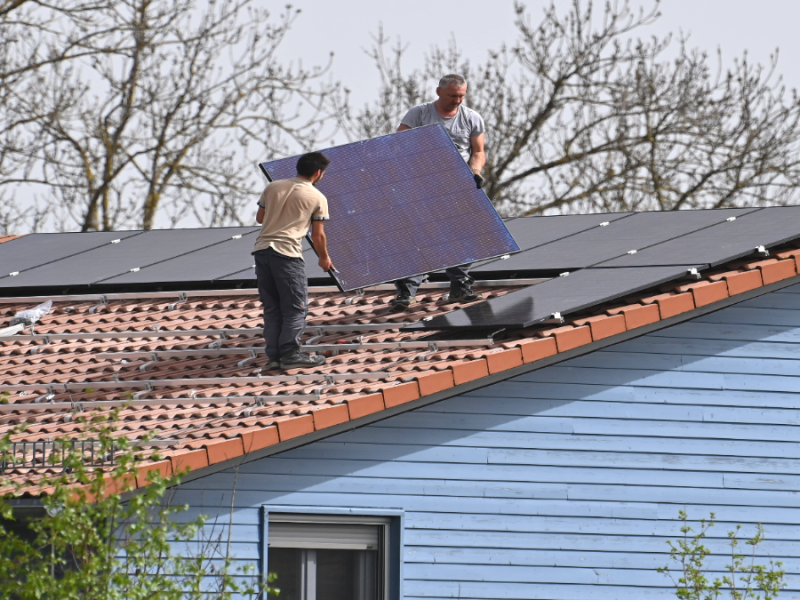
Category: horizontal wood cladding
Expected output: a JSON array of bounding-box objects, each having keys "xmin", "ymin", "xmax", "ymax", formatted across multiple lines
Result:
[{"xmin": 181, "ymin": 284, "xmax": 800, "ymax": 599}]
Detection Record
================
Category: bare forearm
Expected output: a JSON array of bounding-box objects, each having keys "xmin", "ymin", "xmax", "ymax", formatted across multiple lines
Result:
[
  {"xmin": 312, "ymin": 232, "xmax": 328, "ymax": 258},
  {"xmin": 469, "ymin": 151, "xmax": 486, "ymax": 174}
]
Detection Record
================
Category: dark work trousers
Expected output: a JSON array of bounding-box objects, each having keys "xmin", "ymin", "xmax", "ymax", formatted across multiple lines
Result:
[
  {"xmin": 254, "ymin": 247, "xmax": 308, "ymax": 360},
  {"xmin": 394, "ymin": 266, "xmax": 472, "ymax": 299}
]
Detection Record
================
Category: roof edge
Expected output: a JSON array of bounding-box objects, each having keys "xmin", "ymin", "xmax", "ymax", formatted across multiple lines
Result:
[{"xmin": 163, "ymin": 269, "xmax": 800, "ymax": 491}]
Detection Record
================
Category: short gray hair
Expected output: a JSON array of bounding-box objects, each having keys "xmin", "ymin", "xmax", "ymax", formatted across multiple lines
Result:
[{"xmin": 438, "ymin": 74, "xmax": 466, "ymax": 88}]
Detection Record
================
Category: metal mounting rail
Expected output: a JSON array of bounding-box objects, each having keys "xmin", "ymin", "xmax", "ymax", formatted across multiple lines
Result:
[
  {"xmin": 95, "ymin": 338, "xmax": 494, "ymax": 362},
  {"xmin": 0, "ymin": 278, "xmax": 545, "ymax": 306},
  {"xmin": 0, "ymin": 394, "xmax": 320, "ymax": 413},
  {"xmin": 303, "ymin": 339, "xmax": 495, "ymax": 352},
  {"xmin": 2, "ymin": 372, "xmax": 392, "ymax": 394},
  {"xmin": 3, "ymin": 322, "xmax": 415, "ymax": 344}
]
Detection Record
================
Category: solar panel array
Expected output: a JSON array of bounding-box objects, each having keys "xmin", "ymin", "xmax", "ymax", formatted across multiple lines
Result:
[
  {"xmin": 419, "ymin": 206, "xmax": 800, "ymax": 330},
  {"xmin": 0, "ymin": 228, "xmax": 260, "ymax": 289},
  {"xmin": 260, "ymin": 124, "xmax": 520, "ymax": 291},
  {"xmin": 1, "ymin": 205, "xmax": 799, "ymax": 331}
]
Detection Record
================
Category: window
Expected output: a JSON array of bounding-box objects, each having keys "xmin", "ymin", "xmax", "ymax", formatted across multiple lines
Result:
[{"xmin": 267, "ymin": 514, "xmax": 391, "ymax": 600}]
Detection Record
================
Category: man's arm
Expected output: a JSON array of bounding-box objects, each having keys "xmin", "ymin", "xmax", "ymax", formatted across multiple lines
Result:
[
  {"xmin": 468, "ymin": 133, "xmax": 486, "ymax": 174},
  {"xmin": 311, "ymin": 221, "xmax": 333, "ymax": 272},
  {"xmin": 256, "ymin": 205, "xmax": 265, "ymax": 224},
  {"xmin": 397, "ymin": 124, "xmax": 411, "ymax": 132}
]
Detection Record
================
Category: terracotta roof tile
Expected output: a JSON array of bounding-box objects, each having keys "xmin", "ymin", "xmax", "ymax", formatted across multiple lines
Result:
[{"xmin": 3, "ymin": 239, "xmax": 800, "ymax": 496}]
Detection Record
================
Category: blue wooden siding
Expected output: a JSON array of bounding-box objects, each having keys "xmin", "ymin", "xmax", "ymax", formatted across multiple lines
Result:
[{"xmin": 176, "ymin": 283, "xmax": 800, "ymax": 599}]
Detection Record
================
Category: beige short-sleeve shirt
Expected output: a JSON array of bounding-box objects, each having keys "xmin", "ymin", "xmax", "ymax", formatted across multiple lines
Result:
[{"xmin": 252, "ymin": 177, "xmax": 329, "ymax": 259}]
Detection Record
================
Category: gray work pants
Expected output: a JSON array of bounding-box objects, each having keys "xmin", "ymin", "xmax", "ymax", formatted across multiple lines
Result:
[
  {"xmin": 394, "ymin": 266, "xmax": 472, "ymax": 299},
  {"xmin": 254, "ymin": 247, "xmax": 308, "ymax": 360}
]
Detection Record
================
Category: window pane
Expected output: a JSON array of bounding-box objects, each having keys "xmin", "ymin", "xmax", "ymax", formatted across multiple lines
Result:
[
  {"xmin": 268, "ymin": 548, "xmax": 378, "ymax": 600},
  {"xmin": 268, "ymin": 548, "xmax": 304, "ymax": 600},
  {"xmin": 317, "ymin": 549, "xmax": 377, "ymax": 600}
]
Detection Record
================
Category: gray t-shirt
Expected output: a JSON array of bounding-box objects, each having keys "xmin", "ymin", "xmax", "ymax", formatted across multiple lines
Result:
[{"xmin": 400, "ymin": 102, "xmax": 485, "ymax": 162}]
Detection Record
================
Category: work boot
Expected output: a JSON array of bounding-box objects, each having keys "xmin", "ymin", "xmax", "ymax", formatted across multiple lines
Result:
[
  {"xmin": 448, "ymin": 282, "xmax": 482, "ymax": 303},
  {"xmin": 280, "ymin": 350, "xmax": 326, "ymax": 369},
  {"xmin": 265, "ymin": 358, "xmax": 280, "ymax": 370},
  {"xmin": 390, "ymin": 295, "xmax": 415, "ymax": 310}
]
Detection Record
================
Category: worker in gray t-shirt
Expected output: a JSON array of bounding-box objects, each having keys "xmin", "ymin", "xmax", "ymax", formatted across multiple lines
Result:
[{"xmin": 391, "ymin": 73, "xmax": 486, "ymax": 310}]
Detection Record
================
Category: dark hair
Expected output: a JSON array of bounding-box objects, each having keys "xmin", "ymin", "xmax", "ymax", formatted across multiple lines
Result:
[{"xmin": 296, "ymin": 152, "xmax": 331, "ymax": 177}]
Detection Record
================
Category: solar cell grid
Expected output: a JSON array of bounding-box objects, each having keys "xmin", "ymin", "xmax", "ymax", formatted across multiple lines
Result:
[{"xmin": 260, "ymin": 125, "xmax": 519, "ymax": 291}]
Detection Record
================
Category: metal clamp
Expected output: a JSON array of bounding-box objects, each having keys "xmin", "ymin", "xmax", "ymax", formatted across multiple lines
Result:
[{"xmin": 754, "ymin": 245, "xmax": 769, "ymax": 257}]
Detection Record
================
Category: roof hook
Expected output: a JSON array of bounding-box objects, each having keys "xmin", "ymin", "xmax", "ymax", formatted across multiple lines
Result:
[
  {"xmin": 686, "ymin": 268, "xmax": 702, "ymax": 280},
  {"xmin": 344, "ymin": 289, "xmax": 364, "ymax": 305},
  {"xmin": 754, "ymin": 245, "xmax": 769, "ymax": 257},
  {"xmin": 89, "ymin": 296, "xmax": 108, "ymax": 314},
  {"xmin": 167, "ymin": 292, "xmax": 188, "ymax": 311}
]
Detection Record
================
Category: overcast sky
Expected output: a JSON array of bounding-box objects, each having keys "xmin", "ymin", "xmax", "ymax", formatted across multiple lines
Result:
[{"xmin": 277, "ymin": 0, "xmax": 800, "ymax": 117}]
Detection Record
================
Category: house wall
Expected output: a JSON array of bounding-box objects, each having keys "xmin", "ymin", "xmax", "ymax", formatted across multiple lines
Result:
[{"xmin": 176, "ymin": 284, "xmax": 800, "ymax": 599}]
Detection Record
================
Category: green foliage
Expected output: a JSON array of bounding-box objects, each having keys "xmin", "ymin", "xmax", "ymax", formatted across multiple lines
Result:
[
  {"xmin": 0, "ymin": 406, "xmax": 278, "ymax": 599},
  {"xmin": 658, "ymin": 511, "xmax": 786, "ymax": 600}
]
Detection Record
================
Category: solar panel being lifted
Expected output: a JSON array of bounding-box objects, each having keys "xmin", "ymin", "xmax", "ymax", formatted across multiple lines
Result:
[{"xmin": 260, "ymin": 124, "xmax": 520, "ymax": 291}]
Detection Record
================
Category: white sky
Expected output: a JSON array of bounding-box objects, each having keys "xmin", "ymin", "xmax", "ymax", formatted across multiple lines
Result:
[{"xmin": 277, "ymin": 0, "xmax": 800, "ymax": 118}]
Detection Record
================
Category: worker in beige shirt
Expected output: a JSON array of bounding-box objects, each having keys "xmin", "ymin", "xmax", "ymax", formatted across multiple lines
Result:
[{"xmin": 253, "ymin": 152, "xmax": 333, "ymax": 369}]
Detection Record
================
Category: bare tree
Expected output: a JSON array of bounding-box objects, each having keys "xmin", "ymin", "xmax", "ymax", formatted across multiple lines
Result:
[
  {"xmin": 340, "ymin": 0, "xmax": 800, "ymax": 215},
  {"xmin": 0, "ymin": 0, "xmax": 340, "ymax": 232}
]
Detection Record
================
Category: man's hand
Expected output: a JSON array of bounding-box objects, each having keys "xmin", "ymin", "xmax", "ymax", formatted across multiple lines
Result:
[
  {"xmin": 319, "ymin": 256, "xmax": 334, "ymax": 272},
  {"xmin": 473, "ymin": 173, "xmax": 485, "ymax": 189}
]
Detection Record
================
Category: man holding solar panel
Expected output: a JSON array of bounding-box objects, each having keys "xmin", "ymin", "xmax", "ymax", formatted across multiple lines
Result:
[
  {"xmin": 253, "ymin": 152, "xmax": 333, "ymax": 370},
  {"xmin": 391, "ymin": 73, "xmax": 487, "ymax": 310}
]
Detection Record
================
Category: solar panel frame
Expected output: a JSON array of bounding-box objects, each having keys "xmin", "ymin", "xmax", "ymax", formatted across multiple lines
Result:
[{"xmin": 260, "ymin": 124, "xmax": 520, "ymax": 292}]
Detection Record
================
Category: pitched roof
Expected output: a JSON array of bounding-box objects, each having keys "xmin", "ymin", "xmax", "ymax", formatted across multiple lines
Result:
[{"xmin": 2, "ymin": 223, "xmax": 800, "ymax": 497}]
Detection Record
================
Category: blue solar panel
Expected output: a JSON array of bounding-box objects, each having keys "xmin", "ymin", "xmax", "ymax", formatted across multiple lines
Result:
[{"xmin": 260, "ymin": 125, "xmax": 519, "ymax": 291}]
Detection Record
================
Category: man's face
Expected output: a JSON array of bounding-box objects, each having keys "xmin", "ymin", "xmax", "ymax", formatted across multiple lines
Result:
[{"xmin": 436, "ymin": 84, "xmax": 466, "ymax": 111}]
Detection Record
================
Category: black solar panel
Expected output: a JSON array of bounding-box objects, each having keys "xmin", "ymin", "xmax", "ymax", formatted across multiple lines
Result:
[
  {"xmin": 0, "ymin": 231, "xmax": 140, "ymax": 280},
  {"xmin": 599, "ymin": 206, "xmax": 800, "ymax": 268},
  {"xmin": 415, "ymin": 265, "xmax": 696, "ymax": 330},
  {"xmin": 0, "ymin": 228, "xmax": 257, "ymax": 288},
  {"xmin": 260, "ymin": 124, "xmax": 519, "ymax": 291},
  {"xmin": 501, "ymin": 212, "xmax": 632, "ymax": 252},
  {"xmin": 102, "ymin": 230, "xmax": 259, "ymax": 284},
  {"xmin": 478, "ymin": 208, "xmax": 759, "ymax": 272}
]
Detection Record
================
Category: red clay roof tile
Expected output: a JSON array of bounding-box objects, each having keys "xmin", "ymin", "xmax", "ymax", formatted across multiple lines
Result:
[{"xmin": 4, "ymin": 239, "xmax": 800, "ymax": 496}]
